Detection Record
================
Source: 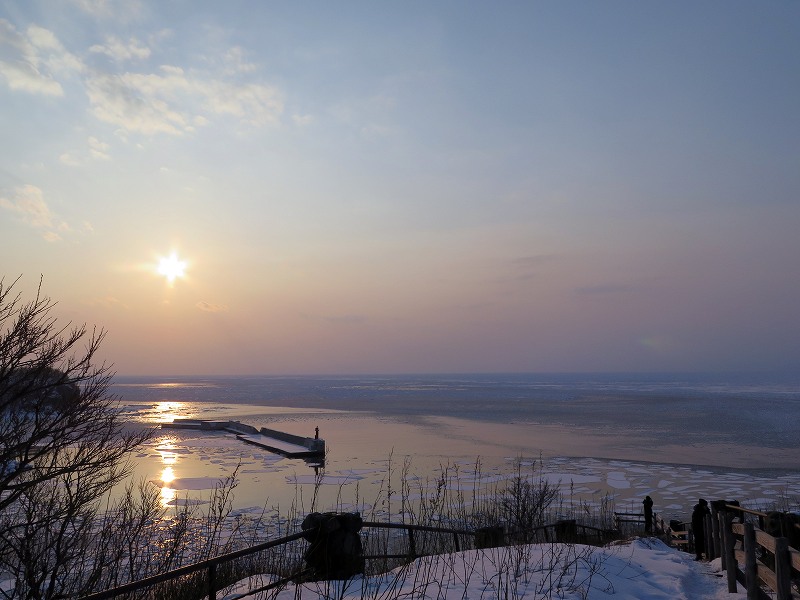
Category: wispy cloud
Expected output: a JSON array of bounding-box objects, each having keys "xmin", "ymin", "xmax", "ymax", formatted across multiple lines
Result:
[
  {"xmin": 90, "ymin": 35, "xmax": 151, "ymax": 62},
  {"xmin": 222, "ymin": 46, "xmax": 257, "ymax": 74},
  {"xmin": 292, "ymin": 114, "xmax": 314, "ymax": 126},
  {"xmin": 0, "ymin": 184, "xmax": 70, "ymax": 241},
  {"xmin": 59, "ymin": 152, "xmax": 82, "ymax": 166},
  {"xmin": 507, "ymin": 254, "xmax": 561, "ymax": 281},
  {"xmin": 1, "ymin": 17, "xmax": 283, "ymax": 136},
  {"xmin": 70, "ymin": 0, "xmax": 144, "ymax": 22},
  {"xmin": 85, "ymin": 65, "xmax": 283, "ymax": 135},
  {"xmin": 0, "ymin": 20, "xmax": 82, "ymax": 96},
  {"xmin": 90, "ymin": 295, "xmax": 130, "ymax": 310},
  {"xmin": 196, "ymin": 301, "xmax": 229, "ymax": 313},
  {"xmin": 59, "ymin": 136, "xmax": 112, "ymax": 166}
]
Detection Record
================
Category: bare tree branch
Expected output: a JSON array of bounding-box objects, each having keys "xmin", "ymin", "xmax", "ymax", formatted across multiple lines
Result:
[{"xmin": 0, "ymin": 276, "xmax": 154, "ymax": 599}]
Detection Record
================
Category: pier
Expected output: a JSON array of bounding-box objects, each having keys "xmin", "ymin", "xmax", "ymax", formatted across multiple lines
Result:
[{"xmin": 161, "ymin": 419, "xmax": 325, "ymax": 458}]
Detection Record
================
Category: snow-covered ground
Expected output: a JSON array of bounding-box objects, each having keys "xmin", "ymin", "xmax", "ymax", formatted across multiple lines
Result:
[{"xmin": 216, "ymin": 538, "xmax": 746, "ymax": 600}]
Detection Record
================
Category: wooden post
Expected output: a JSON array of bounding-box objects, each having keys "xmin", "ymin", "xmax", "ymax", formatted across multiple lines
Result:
[
  {"xmin": 743, "ymin": 522, "xmax": 759, "ymax": 600},
  {"xmin": 705, "ymin": 513, "xmax": 715, "ymax": 560},
  {"xmin": 723, "ymin": 512, "xmax": 737, "ymax": 593},
  {"xmin": 718, "ymin": 511, "xmax": 727, "ymax": 570},
  {"xmin": 407, "ymin": 528, "xmax": 417, "ymax": 559},
  {"xmin": 711, "ymin": 505, "xmax": 722, "ymax": 561},
  {"xmin": 774, "ymin": 537, "xmax": 791, "ymax": 600},
  {"xmin": 208, "ymin": 563, "xmax": 217, "ymax": 600}
]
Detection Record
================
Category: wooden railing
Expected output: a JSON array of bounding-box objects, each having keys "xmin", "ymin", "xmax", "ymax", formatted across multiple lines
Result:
[
  {"xmin": 80, "ymin": 530, "xmax": 309, "ymax": 600},
  {"xmin": 712, "ymin": 503, "xmax": 800, "ymax": 600},
  {"xmin": 612, "ymin": 511, "xmax": 668, "ymax": 535},
  {"xmin": 79, "ymin": 517, "xmax": 617, "ymax": 599}
]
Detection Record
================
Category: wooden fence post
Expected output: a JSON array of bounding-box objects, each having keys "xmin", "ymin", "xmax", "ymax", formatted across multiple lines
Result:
[
  {"xmin": 208, "ymin": 563, "xmax": 216, "ymax": 600},
  {"xmin": 722, "ymin": 512, "xmax": 737, "ymax": 593},
  {"xmin": 743, "ymin": 522, "xmax": 759, "ymax": 600},
  {"xmin": 704, "ymin": 513, "xmax": 715, "ymax": 560},
  {"xmin": 711, "ymin": 506, "xmax": 722, "ymax": 561},
  {"xmin": 407, "ymin": 528, "xmax": 417, "ymax": 559},
  {"xmin": 774, "ymin": 537, "xmax": 791, "ymax": 600},
  {"xmin": 718, "ymin": 511, "xmax": 726, "ymax": 570}
]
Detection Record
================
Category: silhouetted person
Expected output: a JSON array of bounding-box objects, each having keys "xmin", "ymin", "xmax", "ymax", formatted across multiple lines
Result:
[
  {"xmin": 643, "ymin": 495, "xmax": 654, "ymax": 533},
  {"xmin": 315, "ymin": 426, "xmax": 319, "ymax": 439},
  {"xmin": 691, "ymin": 498, "xmax": 710, "ymax": 560}
]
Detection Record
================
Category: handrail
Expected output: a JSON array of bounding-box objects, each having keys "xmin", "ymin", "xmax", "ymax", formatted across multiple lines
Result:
[
  {"xmin": 80, "ymin": 518, "xmax": 619, "ymax": 600},
  {"xmin": 714, "ymin": 502, "xmax": 799, "ymax": 599},
  {"xmin": 80, "ymin": 530, "xmax": 307, "ymax": 600},
  {"xmin": 722, "ymin": 503, "xmax": 769, "ymax": 519},
  {"xmin": 361, "ymin": 520, "xmax": 475, "ymax": 536}
]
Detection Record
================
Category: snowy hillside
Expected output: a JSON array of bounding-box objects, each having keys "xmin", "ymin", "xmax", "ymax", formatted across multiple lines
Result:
[{"xmin": 217, "ymin": 538, "xmax": 746, "ymax": 600}]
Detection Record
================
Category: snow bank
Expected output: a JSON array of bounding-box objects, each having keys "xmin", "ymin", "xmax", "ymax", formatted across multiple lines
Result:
[{"xmin": 215, "ymin": 538, "xmax": 747, "ymax": 600}]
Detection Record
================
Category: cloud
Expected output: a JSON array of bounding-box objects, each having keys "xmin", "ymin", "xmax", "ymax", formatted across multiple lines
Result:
[
  {"xmin": 292, "ymin": 114, "xmax": 314, "ymax": 126},
  {"xmin": 0, "ymin": 20, "xmax": 80, "ymax": 96},
  {"xmin": 1, "ymin": 16, "xmax": 282, "ymax": 136},
  {"xmin": 196, "ymin": 301, "xmax": 229, "ymax": 313},
  {"xmin": 360, "ymin": 123, "xmax": 392, "ymax": 137},
  {"xmin": 85, "ymin": 72, "xmax": 188, "ymax": 135},
  {"xmin": 90, "ymin": 35, "xmax": 151, "ymax": 62},
  {"xmin": 203, "ymin": 80, "xmax": 283, "ymax": 126},
  {"xmin": 26, "ymin": 25, "xmax": 61, "ymax": 51},
  {"xmin": 59, "ymin": 137, "xmax": 112, "ymax": 165},
  {"xmin": 59, "ymin": 151, "xmax": 82, "ymax": 166},
  {"xmin": 0, "ymin": 184, "xmax": 70, "ymax": 241},
  {"xmin": 85, "ymin": 65, "xmax": 283, "ymax": 135},
  {"xmin": 70, "ymin": 0, "xmax": 144, "ymax": 21},
  {"xmin": 223, "ymin": 46, "xmax": 257, "ymax": 74},
  {"xmin": 0, "ymin": 19, "xmax": 59, "ymax": 96},
  {"xmin": 508, "ymin": 254, "xmax": 561, "ymax": 281},
  {"xmin": 0, "ymin": 184, "xmax": 55, "ymax": 228},
  {"xmin": 2, "ymin": 17, "xmax": 282, "ymax": 135},
  {"xmin": 42, "ymin": 230, "xmax": 63, "ymax": 242},
  {"xmin": 89, "ymin": 295, "xmax": 129, "ymax": 309},
  {"xmin": 88, "ymin": 136, "xmax": 111, "ymax": 160}
]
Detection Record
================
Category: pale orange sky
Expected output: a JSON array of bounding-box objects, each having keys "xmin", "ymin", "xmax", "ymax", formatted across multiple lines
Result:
[{"xmin": 2, "ymin": 2, "xmax": 799, "ymax": 375}]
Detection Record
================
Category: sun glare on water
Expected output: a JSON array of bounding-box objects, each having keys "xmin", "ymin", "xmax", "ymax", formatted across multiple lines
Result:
[{"xmin": 157, "ymin": 252, "xmax": 187, "ymax": 284}]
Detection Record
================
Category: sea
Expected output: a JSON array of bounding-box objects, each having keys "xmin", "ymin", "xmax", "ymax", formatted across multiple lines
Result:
[{"xmin": 112, "ymin": 372, "xmax": 800, "ymax": 522}]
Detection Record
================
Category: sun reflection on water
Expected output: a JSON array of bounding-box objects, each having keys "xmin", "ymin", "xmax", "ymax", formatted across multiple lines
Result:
[
  {"xmin": 151, "ymin": 401, "xmax": 195, "ymax": 423},
  {"xmin": 160, "ymin": 486, "xmax": 176, "ymax": 507},
  {"xmin": 156, "ymin": 437, "xmax": 179, "ymax": 465},
  {"xmin": 156, "ymin": 436, "xmax": 179, "ymax": 507},
  {"xmin": 161, "ymin": 466, "xmax": 175, "ymax": 483}
]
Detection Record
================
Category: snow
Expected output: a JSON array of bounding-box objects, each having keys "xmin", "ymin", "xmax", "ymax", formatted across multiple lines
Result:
[{"xmin": 214, "ymin": 538, "xmax": 747, "ymax": 600}]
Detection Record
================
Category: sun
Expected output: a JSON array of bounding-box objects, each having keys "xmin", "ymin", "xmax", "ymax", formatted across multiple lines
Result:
[{"xmin": 157, "ymin": 252, "xmax": 187, "ymax": 284}]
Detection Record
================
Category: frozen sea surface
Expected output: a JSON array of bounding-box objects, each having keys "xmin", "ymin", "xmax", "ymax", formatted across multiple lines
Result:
[{"xmin": 114, "ymin": 373, "xmax": 800, "ymax": 520}]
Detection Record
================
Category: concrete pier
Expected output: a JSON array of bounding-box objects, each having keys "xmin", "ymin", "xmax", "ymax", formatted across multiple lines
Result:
[{"xmin": 161, "ymin": 419, "xmax": 325, "ymax": 458}]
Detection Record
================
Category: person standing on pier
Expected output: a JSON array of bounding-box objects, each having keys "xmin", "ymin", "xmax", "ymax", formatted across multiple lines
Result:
[
  {"xmin": 643, "ymin": 496, "xmax": 654, "ymax": 533},
  {"xmin": 691, "ymin": 499, "xmax": 710, "ymax": 560}
]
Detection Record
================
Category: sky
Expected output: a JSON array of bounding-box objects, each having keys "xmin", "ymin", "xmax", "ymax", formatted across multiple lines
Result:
[{"xmin": 1, "ymin": 1, "xmax": 799, "ymax": 376}]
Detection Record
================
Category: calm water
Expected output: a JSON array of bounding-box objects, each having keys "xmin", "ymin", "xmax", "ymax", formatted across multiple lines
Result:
[
  {"xmin": 114, "ymin": 372, "xmax": 800, "ymax": 450},
  {"xmin": 112, "ymin": 373, "xmax": 800, "ymax": 518}
]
